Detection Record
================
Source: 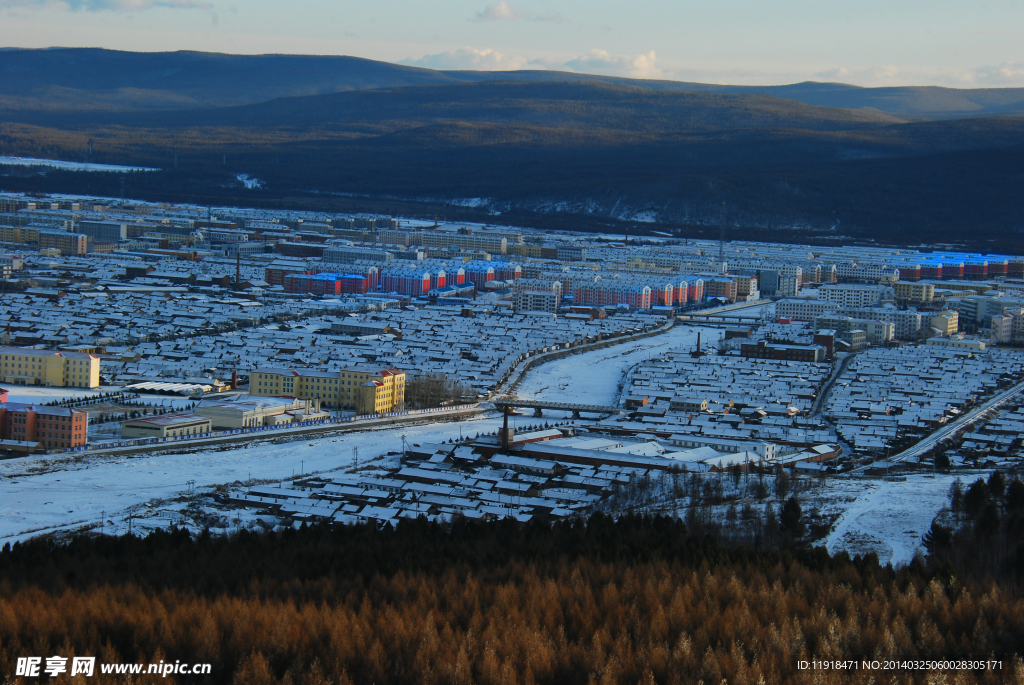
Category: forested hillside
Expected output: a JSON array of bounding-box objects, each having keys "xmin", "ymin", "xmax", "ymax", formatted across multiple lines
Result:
[{"xmin": 0, "ymin": 515, "xmax": 1022, "ymax": 684}]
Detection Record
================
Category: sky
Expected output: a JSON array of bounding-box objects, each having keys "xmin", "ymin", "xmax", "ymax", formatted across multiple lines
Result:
[{"xmin": 1, "ymin": 0, "xmax": 1023, "ymax": 87}]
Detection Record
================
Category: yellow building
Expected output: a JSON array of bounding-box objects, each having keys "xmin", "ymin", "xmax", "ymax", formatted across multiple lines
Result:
[
  {"xmin": 931, "ymin": 310, "xmax": 959, "ymax": 336},
  {"xmin": 38, "ymin": 230, "xmax": 87, "ymax": 256},
  {"xmin": 251, "ymin": 366, "xmax": 405, "ymax": 413},
  {"xmin": 894, "ymin": 281, "xmax": 935, "ymax": 303},
  {"xmin": 0, "ymin": 347, "xmax": 101, "ymax": 387},
  {"xmin": 509, "ymin": 244, "xmax": 543, "ymax": 258},
  {"xmin": 353, "ymin": 368, "xmax": 405, "ymax": 415},
  {"xmin": 0, "ymin": 225, "xmax": 40, "ymax": 245}
]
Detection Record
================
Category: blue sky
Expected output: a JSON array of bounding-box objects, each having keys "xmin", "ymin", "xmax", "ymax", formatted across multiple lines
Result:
[{"xmin": 1, "ymin": 0, "xmax": 1023, "ymax": 87}]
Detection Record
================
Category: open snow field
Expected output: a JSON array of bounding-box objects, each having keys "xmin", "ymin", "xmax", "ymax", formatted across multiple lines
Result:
[
  {"xmin": 0, "ymin": 414, "xmax": 505, "ymax": 545},
  {"xmin": 0, "ymin": 156, "xmax": 157, "ymax": 172},
  {"xmin": 3, "ymin": 386, "xmax": 120, "ymax": 404},
  {"xmin": 515, "ymin": 325, "xmax": 723, "ymax": 406},
  {"xmin": 821, "ymin": 473, "xmax": 957, "ymax": 566}
]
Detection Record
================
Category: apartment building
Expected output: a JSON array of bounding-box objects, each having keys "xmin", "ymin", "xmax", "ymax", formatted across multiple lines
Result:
[
  {"xmin": 251, "ymin": 365, "xmax": 406, "ymax": 413},
  {"xmin": 833, "ymin": 262, "xmax": 900, "ymax": 282},
  {"xmin": 38, "ymin": 230, "xmax": 87, "ymax": 256},
  {"xmin": 0, "ymin": 347, "xmax": 101, "ymax": 387},
  {"xmin": 556, "ymin": 246, "xmax": 587, "ymax": 262},
  {"xmin": 930, "ymin": 311, "xmax": 959, "ymax": 336},
  {"xmin": 0, "ymin": 253, "xmax": 23, "ymax": 280},
  {"xmin": 513, "ymin": 278, "xmax": 563, "ymax": 299},
  {"xmin": 419, "ymin": 231, "xmax": 507, "ymax": 255},
  {"xmin": 285, "ymin": 271, "xmax": 377, "ymax": 296},
  {"xmin": 894, "ymin": 281, "xmax": 935, "ymax": 303},
  {"xmin": 821, "ymin": 284, "xmax": 895, "ymax": 308},
  {"xmin": 776, "ymin": 273, "xmax": 800, "ymax": 297},
  {"xmin": 76, "ymin": 220, "xmax": 128, "ymax": 242},
  {"xmin": 703, "ymin": 276, "xmax": 739, "ymax": 302},
  {"xmin": 323, "ymin": 245, "xmax": 394, "ymax": 264},
  {"xmin": 0, "ymin": 403, "xmax": 88, "ymax": 451},
  {"xmin": 508, "ymin": 244, "xmax": 543, "ymax": 258},
  {"xmin": 264, "ymin": 262, "xmax": 311, "ymax": 287},
  {"xmin": 572, "ymin": 278, "xmax": 652, "ymax": 310},
  {"xmin": 0, "ymin": 225, "xmax": 40, "ymax": 245},
  {"xmin": 732, "ymin": 273, "xmax": 759, "ymax": 300},
  {"xmin": 512, "ymin": 290, "xmax": 559, "ymax": 313},
  {"xmin": 814, "ymin": 315, "xmax": 895, "ymax": 345},
  {"xmin": 776, "ymin": 299, "xmax": 838, "ymax": 320},
  {"xmin": 839, "ymin": 306, "xmax": 924, "ymax": 340}
]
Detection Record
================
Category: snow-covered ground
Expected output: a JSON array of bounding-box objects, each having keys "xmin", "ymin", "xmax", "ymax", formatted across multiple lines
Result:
[
  {"xmin": 822, "ymin": 473, "xmax": 956, "ymax": 566},
  {"xmin": 515, "ymin": 325, "xmax": 723, "ymax": 406},
  {"xmin": 235, "ymin": 173, "xmax": 264, "ymax": 189},
  {"xmin": 3, "ymin": 386, "xmax": 120, "ymax": 404},
  {"xmin": 1, "ymin": 306, "xmax": 950, "ymax": 566},
  {"xmin": 0, "ymin": 156, "xmax": 158, "ymax": 172},
  {"xmin": 0, "ymin": 414, "xmax": 506, "ymax": 545}
]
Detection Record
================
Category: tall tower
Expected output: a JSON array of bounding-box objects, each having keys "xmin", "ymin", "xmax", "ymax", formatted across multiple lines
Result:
[{"xmin": 718, "ymin": 223, "xmax": 725, "ymax": 273}]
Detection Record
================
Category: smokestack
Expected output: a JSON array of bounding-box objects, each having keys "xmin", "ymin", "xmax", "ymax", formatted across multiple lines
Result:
[
  {"xmin": 231, "ymin": 370, "xmax": 238, "ymax": 389},
  {"xmin": 697, "ymin": 332, "xmax": 701, "ymax": 352},
  {"xmin": 235, "ymin": 250, "xmax": 241, "ymax": 290},
  {"xmin": 501, "ymin": 407, "xmax": 510, "ymax": 451}
]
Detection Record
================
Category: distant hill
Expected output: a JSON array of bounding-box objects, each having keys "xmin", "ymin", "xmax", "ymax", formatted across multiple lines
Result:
[
  {"xmin": 2, "ymin": 49, "xmax": 1024, "ymax": 247},
  {"xmin": 3, "ymin": 48, "xmax": 1024, "ymax": 120}
]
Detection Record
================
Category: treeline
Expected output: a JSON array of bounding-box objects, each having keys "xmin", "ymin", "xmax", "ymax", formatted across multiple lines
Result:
[
  {"xmin": 5, "ymin": 86, "xmax": 1024, "ymax": 248},
  {"xmin": 925, "ymin": 473, "xmax": 1024, "ymax": 586},
  {"xmin": 1, "ymin": 515, "xmax": 1023, "ymax": 684},
  {"xmin": 404, "ymin": 372, "xmax": 477, "ymax": 410}
]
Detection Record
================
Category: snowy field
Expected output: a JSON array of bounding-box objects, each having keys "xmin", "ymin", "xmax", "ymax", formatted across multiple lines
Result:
[
  {"xmin": 821, "ymin": 473, "xmax": 957, "ymax": 566},
  {"xmin": 0, "ymin": 156, "xmax": 157, "ymax": 172},
  {"xmin": 3, "ymin": 386, "xmax": 120, "ymax": 404},
  {"xmin": 0, "ymin": 414, "xmax": 506, "ymax": 545},
  {"xmin": 514, "ymin": 324, "xmax": 724, "ymax": 406}
]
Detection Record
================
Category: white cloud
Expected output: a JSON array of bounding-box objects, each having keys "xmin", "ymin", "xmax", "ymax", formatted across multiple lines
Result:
[
  {"xmin": 0, "ymin": 0, "xmax": 211, "ymax": 10},
  {"xmin": 473, "ymin": 1, "xmax": 522, "ymax": 21},
  {"xmin": 402, "ymin": 47, "xmax": 539, "ymax": 72},
  {"xmin": 812, "ymin": 63, "xmax": 1024, "ymax": 88},
  {"xmin": 564, "ymin": 49, "xmax": 663, "ymax": 79}
]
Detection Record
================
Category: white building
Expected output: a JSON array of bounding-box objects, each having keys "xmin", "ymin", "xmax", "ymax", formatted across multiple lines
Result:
[{"xmin": 821, "ymin": 284, "xmax": 895, "ymax": 308}]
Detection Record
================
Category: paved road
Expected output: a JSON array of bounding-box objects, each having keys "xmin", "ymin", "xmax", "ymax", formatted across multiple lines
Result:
[
  {"xmin": 890, "ymin": 379, "xmax": 1024, "ymax": 463},
  {"xmin": 810, "ymin": 351, "xmax": 859, "ymax": 417}
]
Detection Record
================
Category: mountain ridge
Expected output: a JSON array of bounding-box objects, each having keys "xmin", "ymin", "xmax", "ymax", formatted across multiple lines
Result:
[{"xmin": 3, "ymin": 47, "xmax": 1024, "ymax": 119}]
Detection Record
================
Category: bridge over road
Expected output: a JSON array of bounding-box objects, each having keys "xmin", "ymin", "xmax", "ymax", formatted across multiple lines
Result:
[
  {"xmin": 675, "ymin": 314, "xmax": 765, "ymax": 326},
  {"xmin": 492, "ymin": 398, "xmax": 622, "ymax": 418}
]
